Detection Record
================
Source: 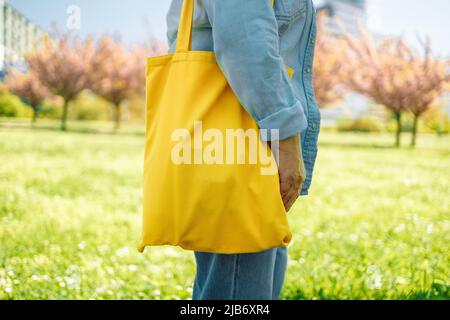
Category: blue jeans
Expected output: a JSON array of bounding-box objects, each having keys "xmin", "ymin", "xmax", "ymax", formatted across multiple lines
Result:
[{"xmin": 193, "ymin": 247, "xmax": 288, "ymax": 300}]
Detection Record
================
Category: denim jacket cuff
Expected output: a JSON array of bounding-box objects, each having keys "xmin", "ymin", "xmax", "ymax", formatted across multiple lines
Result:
[{"xmin": 257, "ymin": 100, "xmax": 308, "ymax": 141}]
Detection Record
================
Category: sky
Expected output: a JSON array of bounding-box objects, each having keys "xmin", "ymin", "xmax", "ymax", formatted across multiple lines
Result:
[{"xmin": 7, "ymin": 0, "xmax": 450, "ymax": 56}]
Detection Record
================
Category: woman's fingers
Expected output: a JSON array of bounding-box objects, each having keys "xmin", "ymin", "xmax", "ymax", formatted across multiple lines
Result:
[{"xmin": 280, "ymin": 175, "xmax": 301, "ymax": 212}]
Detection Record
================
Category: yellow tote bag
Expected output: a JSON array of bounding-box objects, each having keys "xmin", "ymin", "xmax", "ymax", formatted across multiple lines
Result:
[{"xmin": 138, "ymin": 0, "xmax": 291, "ymax": 254}]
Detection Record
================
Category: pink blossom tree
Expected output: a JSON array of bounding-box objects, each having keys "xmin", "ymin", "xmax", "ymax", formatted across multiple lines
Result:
[
  {"xmin": 26, "ymin": 34, "xmax": 95, "ymax": 131},
  {"xmin": 89, "ymin": 38, "xmax": 137, "ymax": 130},
  {"xmin": 342, "ymin": 30, "xmax": 449, "ymax": 147},
  {"xmin": 5, "ymin": 70, "xmax": 51, "ymax": 126},
  {"xmin": 401, "ymin": 38, "xmax": 449, "ymax": 146},
  {"xmin": 89, "ymin": 37, "xmax": 166, "ymax": 130}
]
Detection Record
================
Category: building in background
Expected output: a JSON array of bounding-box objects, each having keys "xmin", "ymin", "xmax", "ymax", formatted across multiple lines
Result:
[
  {"xmin": 0, "ymin": 0, "xmax": 46, "ymax": 77},
  {"xmin": 315, "ymin": 0, "xmax": 366, "ymax": 35}
]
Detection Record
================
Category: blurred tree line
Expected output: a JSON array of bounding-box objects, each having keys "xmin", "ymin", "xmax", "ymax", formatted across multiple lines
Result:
[
  {"xmin": 2, "ymin": 33, "xmax": 166, "ymax": 131},
  {"xmin": 312, "ymin": 13, "xmax": 449, "ymax": 147},
  {"xmin": 0, "ymin": 15, "xmax": 449, "ymax": 147}
]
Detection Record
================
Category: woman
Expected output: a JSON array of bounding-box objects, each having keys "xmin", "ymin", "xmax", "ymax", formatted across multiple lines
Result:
[{"xmin": 165, "ymin": 0, "xmax": 320, "ymax": 300}]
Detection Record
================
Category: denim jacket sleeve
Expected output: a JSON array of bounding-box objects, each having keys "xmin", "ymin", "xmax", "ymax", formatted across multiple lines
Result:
[{"xmin": 203, "ymin": 0, "xmax": 307, "ymax": 141}]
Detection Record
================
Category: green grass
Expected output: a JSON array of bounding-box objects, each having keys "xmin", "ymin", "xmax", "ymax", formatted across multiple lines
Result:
[{"xmin": 0, "ymin": 120, "xmax": 449, "ymax": 300}]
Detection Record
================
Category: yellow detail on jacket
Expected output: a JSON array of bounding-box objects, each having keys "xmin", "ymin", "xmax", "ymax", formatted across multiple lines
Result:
[{"xmin": 286, "ymin": 65, "xmax": 294, "ymax": 79}]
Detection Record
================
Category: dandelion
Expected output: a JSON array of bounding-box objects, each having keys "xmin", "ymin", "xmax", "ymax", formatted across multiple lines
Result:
[
  {"xmin": 127, "ymin": 265, "xmax": 138, "ymax": 272},
  {"xmin": 367, "ymin": 274, "xmax": 382, "ymax": 289},
  {"xmin": 64, "ymin": 276, "xmax": 79, "ymax": 289},
  {"xmin": 98, "ymin": 244, "xmax": 109, "ymax": 253},
  {"xmin": 426, "ymin": 224, "xmax": 433, "ymax": 234},
  {"xmin": 95, "ymin": 287, "xmax": 105, "ymax": 295},
  {"xmin": 153, "ymin": 289, "xmax": 161, "ymax": 297},
  {"xmin": 88, "ymin": 258, "xmax": 102, "ymax": 269},
  {"xmin": 403, "ymin": 178, "xmax": 417, "ymax": 186},
  {"xmin": 140, "ymin": 274, "xmax": 149, "ymax": 281},
  {"xmin": 149, "ymin": 265, "xmax": 162, "ymax": 274},
  {"xmin": 106, "ymin": 267, "xmax": 115, "ymax": 275},
  {"xmin": 4, "ymin": 287, "xmax": 13, "ymax": 293},
  {"xmin": 31, "ymin": 275, "xmax": 41, "ymax": 281},
  {"xmin": 287, "ymin": 260, "xmax": 296, "ymax": 267},
  {"xmin": 412, "ymin": 215, "xmax": 421, "ymax": 223},
  {"xmin": 394, "ymin": 224, "xmax": 405, "ymax": 233},
  {"xmin": 163, "ymin": 247, "xmax": 180, "ymax": 258},
  {"xmin": 110, "ymin": 279, "xmax": 119, "ymax": 288},
  {"xmin": 115, "ymin": 247, "xmax": 130, "ymax": 257},
  {"xmin": 366, "ymin": 265, "xmax": 383, "ymax": 290},
  {"xmin": 66, "ymin": 265, "xmax": 80, "ymax": 274},
  {"xmin": 77, "ymin": 242, "xmax": 87, "ymax": 250},
  {"xmin": 367, "ymin": 265, "xmax": 380, "ymax": 273},
  {"xmin": 50, "ymin": 244, "xmax": 62, "ymax": 254}
]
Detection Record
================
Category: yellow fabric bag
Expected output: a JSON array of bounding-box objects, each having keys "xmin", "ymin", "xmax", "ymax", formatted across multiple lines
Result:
[{"xmin": 138, "ymin": 0, "xmax": 291, "ymax": 254}]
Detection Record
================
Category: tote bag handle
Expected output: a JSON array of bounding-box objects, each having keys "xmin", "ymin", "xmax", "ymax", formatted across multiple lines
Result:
[
  {"xmin": 175, "ymin": 0, "xmax": 276, "ymax": 53},
  {"xmin": 175, "ymin": 0, "xmax": 195, "ymax": 52}
]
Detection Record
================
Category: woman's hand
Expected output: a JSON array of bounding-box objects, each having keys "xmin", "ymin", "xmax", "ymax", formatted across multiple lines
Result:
[{"xmin": 277, "ymin": 134, "xmax": 306, "ymax": 212}]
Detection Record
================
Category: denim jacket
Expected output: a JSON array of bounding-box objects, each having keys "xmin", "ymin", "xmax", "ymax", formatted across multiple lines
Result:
[{"xmin": 166, "ymin": 0, "xmax": 320, "ymax": 195}]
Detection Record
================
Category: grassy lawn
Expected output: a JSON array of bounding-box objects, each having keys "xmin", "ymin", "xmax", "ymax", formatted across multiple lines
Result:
[{"xmin": 0, "ymin": 120, "xmax": 449, "ymax": 300}]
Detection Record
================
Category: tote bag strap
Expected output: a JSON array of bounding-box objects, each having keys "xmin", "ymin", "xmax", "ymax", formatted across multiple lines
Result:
[
  {"xmin": 175, "ymin": 0, "xmax": 277, "ymax": 53},
  {"xmin": 175, "ymin": 0, "xmax": 195, "ymax": 52}
]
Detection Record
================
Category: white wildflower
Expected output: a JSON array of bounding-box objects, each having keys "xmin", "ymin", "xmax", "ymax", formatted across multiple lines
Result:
[{"xmin": 127, "ymin": 265, "xmax": 138, "ymax": 272}]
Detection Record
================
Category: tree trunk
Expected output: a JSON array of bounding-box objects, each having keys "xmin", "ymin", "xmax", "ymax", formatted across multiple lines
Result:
[
  {"xmin": 411, "ymin": 113, "xmax": 419, "ymax": 147},
  {"xmin": 437, "ymin": 108, "xmax": 444, "ymax": 137},
  {"xmin": 61, "ymin": 99, "xmax": 70, "ymax": 131},
  {"xmin": 31, "ymin": 104, "xmax": 38, "ymax": 128},
  {"xmin": 114, "ymin": 103, "xmax": 121, "ymax": 131},
  {"xmin": 394, "ymin": 111, "xmax": 402, "ymax": 148}
]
